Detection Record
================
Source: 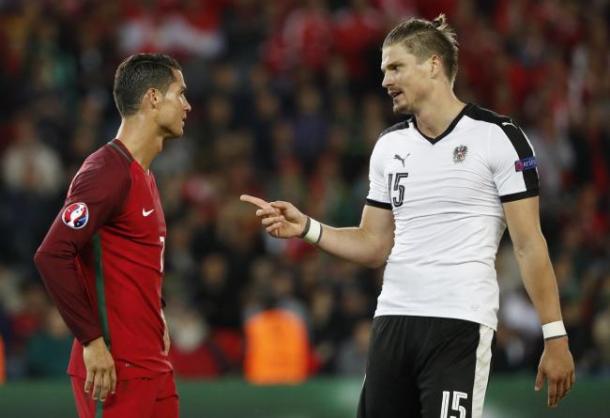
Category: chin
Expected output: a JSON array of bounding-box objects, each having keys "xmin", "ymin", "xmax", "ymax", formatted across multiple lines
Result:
[
  {"xmin": 392, "ymin": 98, "xmax": 416, "ymax": 115},
  {"xmin": 164, "ymin": 126, "xmax": 183, "ymax": 139},
  {"xmin": 393, "ymin": 104, "xmax": 410, "ymax": 115}
]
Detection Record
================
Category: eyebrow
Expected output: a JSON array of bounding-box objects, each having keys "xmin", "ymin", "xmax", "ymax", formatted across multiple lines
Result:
[{"xmin": 381, "ymin": 61, "xmax": 397, "ymax": 72}]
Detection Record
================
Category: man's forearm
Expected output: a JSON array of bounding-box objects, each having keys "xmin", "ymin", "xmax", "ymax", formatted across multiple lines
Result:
[
  {"xmin": 34, "ymin": 249, "xmax": 102, "ymax": 344},
  {"xmin": 316, "ymin": 225, "xmax": 392, "ymax": 268},
  {"xmin": 513, "ymin": 235, "xmax": 563, "ymax": 325}
]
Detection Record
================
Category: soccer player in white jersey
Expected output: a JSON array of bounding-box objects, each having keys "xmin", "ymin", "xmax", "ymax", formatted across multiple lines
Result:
[{"xmin": 241, "ymin": 14, "xmax": 574, "ymax": 418}]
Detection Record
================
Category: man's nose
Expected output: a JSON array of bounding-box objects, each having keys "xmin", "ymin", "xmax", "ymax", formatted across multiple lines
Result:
[{"xmin": 382, "ymin": 73, "xmax": 391, "ymax": 88}]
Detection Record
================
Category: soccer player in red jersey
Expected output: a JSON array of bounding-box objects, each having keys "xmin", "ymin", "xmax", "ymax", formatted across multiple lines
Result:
[{"xmin": 34, "ymin": 53, "xmax": 191, "ymax": 418}]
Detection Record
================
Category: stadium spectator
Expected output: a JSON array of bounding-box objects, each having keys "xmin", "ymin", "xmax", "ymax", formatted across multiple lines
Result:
[{"xmin": 25, "ymin": 306, "xmax": 72, "ymax": 378}]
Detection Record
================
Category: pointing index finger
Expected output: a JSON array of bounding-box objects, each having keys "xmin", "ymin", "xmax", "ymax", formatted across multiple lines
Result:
[{"xmin": 240, "ymin": 194, "xmax": 272, "ymax": 210}]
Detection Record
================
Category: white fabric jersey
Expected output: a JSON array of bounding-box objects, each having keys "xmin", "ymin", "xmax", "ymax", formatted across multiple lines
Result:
[{"xmin": 367, "ymin": 103, "xmax": 539, "ymax": 330}]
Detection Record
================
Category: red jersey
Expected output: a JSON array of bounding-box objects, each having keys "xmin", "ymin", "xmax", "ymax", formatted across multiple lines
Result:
[{"xmin": 34, "ymin": 139, "xmax": 171, "ymax": 379}]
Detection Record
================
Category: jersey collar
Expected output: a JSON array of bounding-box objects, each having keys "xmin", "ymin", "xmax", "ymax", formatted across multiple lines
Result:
[
  {"xmin": 108, "ymin": 139, "xmax": 134, "ymax": 163},
  {"xmin": 412, "ymin": 103, "xmax": 472, "ymax": 145}
]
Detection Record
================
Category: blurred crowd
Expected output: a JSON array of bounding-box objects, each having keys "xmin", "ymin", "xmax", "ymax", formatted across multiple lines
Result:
[{"xmin": 0, "ymin": 0, "xmax": 608, "ymax": 382}]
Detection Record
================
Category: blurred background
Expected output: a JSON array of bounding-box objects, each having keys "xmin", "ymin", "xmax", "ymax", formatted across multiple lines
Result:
[{"xmin": 0, "ymin": 0, "xmax": 608, "ymax": 417}]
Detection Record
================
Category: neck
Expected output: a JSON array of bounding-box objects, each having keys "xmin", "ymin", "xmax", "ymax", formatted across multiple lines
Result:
[
  {"xmin": 115, "ymin": 114, "xmax": 163, "ymax": 170},
  {"xmin": 413, "ymin": 88, "xmax": 466, "ymax": 139}
]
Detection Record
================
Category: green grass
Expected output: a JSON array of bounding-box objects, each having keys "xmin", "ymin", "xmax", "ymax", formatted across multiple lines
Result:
[{"xmin": 0, "ymin": 375, "xmax": 607, "ymax": 418}]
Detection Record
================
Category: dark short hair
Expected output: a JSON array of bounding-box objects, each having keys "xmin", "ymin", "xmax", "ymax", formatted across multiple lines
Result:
[
  {"xmin": 113, "ymin": 53, "xmax": 182, "ymax": 117},
  {"xmin": 383, "ymin": 14, "xmax": 459, "ymax": 83}
]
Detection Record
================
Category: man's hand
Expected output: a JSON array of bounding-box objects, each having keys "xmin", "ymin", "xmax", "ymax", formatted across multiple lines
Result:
[
  {"xmin": 83, "ymin": 336, "xmax": 116, "ymax": 402},
  {"xmin": 240, "ymin": 194, "xmax": 307, "ymax": 238},
  {"xmin": 535, "ymin": 337, "xmax": 575, "ymax": 408},
  {"xmin": 161, "ymin": 310, "xmax": 170, "ymax": 355}
]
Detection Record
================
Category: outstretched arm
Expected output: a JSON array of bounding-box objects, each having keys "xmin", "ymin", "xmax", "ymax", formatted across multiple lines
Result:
[
  {"xmin": 503, "ymin": 196, "xmax": 575, "ymax": 408},
  {"xmin": 240, "ymin": 194, "xmax": 394, "ymax": 268}
]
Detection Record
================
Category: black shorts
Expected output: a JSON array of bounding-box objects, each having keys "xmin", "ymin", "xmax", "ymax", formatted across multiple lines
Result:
[{"xmin": 357, "ymin": 316, "xmax": 494, "ymax": 418}]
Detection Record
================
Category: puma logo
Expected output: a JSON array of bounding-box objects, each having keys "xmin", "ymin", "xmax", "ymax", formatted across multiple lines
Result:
[
  {"xmin": 394, "ymin": 153, "xmax": 410, "ymax": 167},
  {"xmin": 142, "ymin": 208, "xmax": 155, "ymax": 217}
]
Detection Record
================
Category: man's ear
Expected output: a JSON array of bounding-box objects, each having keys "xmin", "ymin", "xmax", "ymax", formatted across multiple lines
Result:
[
  {"xmin": 429, "ymin": 55, "xmax": 443, "ymax": 79},
  {"xmin": 143, "ymin": 88, "xmax": 160, "ymax": 110}
]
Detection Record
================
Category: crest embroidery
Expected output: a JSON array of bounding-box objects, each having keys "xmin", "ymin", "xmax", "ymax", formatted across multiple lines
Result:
[{"xmin": 453, "ymin": 145, "xmax": 468, "ymax": 163}]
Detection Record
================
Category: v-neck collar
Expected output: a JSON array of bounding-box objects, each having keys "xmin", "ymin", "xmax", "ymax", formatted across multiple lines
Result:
[{"xmin": 412, "ymin": 103, "xmax": 471, "ymax": 145}]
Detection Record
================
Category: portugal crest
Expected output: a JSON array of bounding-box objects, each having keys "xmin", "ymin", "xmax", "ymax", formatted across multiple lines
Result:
[{"xmin": 453, "ymin": 145, "xmax": 468, "ymax": 163}]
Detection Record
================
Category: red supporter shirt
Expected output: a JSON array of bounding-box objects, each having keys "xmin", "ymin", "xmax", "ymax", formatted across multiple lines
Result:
[{"xmin": 34, "ymin": 139, "xmax": 171, "ymax": 380}]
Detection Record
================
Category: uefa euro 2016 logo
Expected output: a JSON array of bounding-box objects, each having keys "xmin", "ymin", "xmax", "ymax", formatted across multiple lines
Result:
[{"xmin": 62, "ymin": 202, "xmax": 89, "ymax": 229}]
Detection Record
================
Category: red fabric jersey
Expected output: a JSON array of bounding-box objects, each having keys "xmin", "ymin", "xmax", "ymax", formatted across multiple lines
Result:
[{"xmin": 34, "ymin": 139, "xmax": 171, "ymax": 379}]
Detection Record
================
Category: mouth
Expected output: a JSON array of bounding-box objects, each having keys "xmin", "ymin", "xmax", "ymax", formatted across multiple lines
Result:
[{"xmin": 388, "ymin": 90, "xmax": 403, "ymax": 101}]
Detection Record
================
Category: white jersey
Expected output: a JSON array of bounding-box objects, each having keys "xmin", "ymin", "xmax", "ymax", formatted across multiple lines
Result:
[{"xmin": 367, "ymin": 103, "xmax": 539, "ymax": 330}]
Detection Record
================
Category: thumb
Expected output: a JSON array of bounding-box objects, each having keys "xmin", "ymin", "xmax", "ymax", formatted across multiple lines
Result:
[{"xmin": 534, "ymin": 369, "xmax": 544, "ymax": 391}]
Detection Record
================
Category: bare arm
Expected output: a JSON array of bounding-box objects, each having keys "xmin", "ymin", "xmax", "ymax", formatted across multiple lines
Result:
[
  {"xmin": 314, "ymin": 205, "xmax": 394, "ymax": 268},
  {"xmin": 240, "ymin": 195, "xmax": 395, "ymax": 268},
  {"xmin": 504, "ymin": 196, "xmax": 575, "ymax": 408},
  {"xmin": 504, "ymin": 197, "xmax": 562, "ymax": 324}
]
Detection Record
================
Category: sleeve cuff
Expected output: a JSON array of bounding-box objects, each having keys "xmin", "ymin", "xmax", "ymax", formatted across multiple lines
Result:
[
  {"xmin": 80, "ymin": 333, "xmax": 103, "ymax": 346},
  {"xmin": 365, "ymin": 198, "xmax": 392, "ymax": 210},
  {"xmin": 500, "ymin": 188, "xmax": 539, "ymax": 203}
]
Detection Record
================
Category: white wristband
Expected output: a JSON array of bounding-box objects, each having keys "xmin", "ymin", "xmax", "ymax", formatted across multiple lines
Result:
[
  {"xmin": 542, "ymin": 321, "xmax": 567, "ymax": 340},
  {"xmin": 301, "ymin": 217, "xmax": 322, "ymax": 244}
]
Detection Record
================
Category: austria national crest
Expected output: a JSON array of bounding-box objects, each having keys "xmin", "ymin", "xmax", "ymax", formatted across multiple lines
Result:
[
  {"xmin": 62, "ymin": 202, "xmax": 89, "ymax": 229},
  {"xmin": 453, "ymin": 145, "xmax": 468, "ymax": 163}
]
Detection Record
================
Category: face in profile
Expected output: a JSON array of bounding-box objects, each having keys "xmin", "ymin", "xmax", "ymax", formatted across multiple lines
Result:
[
  {"xmin": 380, "ymin": 44, "xmax": 432, "ymax": 115},
  {"xmin": 156, "ymin": 69, "xmax": 191, "ymax": 138}
]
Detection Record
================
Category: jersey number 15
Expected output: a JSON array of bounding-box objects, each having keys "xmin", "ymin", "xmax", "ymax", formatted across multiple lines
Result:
[
  {"xmin": 440, "ymin": 390, "xmax": 468, "ymax": 418},
  {"xmin": 388, "ymin": 172, "xmax": 409, "ymax": 207}
]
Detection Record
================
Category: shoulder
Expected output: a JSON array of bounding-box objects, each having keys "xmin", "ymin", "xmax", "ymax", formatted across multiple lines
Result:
[
  {"xmin": 69, "ymin": 141, "xmax": 132, "ymax": 195},
  {"xmin": 464, "ymin": 104, "xmax": 524, "ymax": 138},
  {"xmin": 463, "ymin": 103, "xmax": 514, "ymax": 126},
  {"xmin": 378, "ymin": 118, "xmax": 412, "ymax": 140},
  {"xmin": 81, "ymin": 141, "xmax": 132, "ymax": 172},
  {"xmin": 464, "ymin": 104, "xmax": 533, "ymax": 153},
  {"xmin": 373, "ymin": 118, "xmax": 412, "ymax": 154}
]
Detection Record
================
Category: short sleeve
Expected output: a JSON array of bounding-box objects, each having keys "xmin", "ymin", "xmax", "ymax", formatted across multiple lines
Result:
[
  {"xmin": 488, "ymin": 123, "xmax": 539, "ymax": 202},
  {"xmin": 366, "ymin": 139, "xmax": 392, "ymax": 210}
]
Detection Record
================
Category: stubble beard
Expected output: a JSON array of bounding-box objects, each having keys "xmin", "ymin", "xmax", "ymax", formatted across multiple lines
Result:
[{"xmin": 393, "ymin": 101, "xmax": 413, "ymax": 115}]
